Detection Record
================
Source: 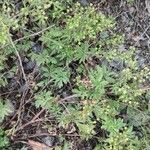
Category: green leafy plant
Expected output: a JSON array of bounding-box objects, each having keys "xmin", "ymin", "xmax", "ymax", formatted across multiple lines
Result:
[
  {"xmin": 74, "ymin": 66, "xmax": 114, "ymax": 100},
  {"xmin": 0, "ymin": 0, "xmax": 149, "ymax": 149},
  {"xmin": 35, "ymin": 91, "xmax": 61, "ymax": 116},
  {"xmin": 127, "ymin": 0, "xmax": 135, "ymax": 4},
  {"xmin": 0, "ymin": 100, "xmax": 14, "ymax": 122},
  {"xmin": 0, "ymin": 128, "xmax": 9, "ymax": 150}
]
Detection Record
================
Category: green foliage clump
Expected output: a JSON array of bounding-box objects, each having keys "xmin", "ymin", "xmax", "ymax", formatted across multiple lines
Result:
[
  {"xmin": 66, "ymin": 3, "xmax": 114, "ymax": 41},
  {"xmin": 0, "ymin": 0, "xmax": 150, "ymax": 150},
  {"xmin": 74, "ymin": 66, "xmax": 113, "ymax": 100},
  {"xmin": 0, "ymin": 128, "xmax": 9, "ymax": 150},
  {"xmin": 35, "ymin": 91, "xmax": 61, "ymax": 115},
  {"xmin": 127, "ymin": 0, "xmax": 135, "ymax": 4},
  {"xmin": 0, "ymin": 100, "xmax": 13, "ymax": 122}
]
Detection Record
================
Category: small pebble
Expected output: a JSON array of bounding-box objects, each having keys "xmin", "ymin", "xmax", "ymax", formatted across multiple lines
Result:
[
  {"xmin": 79, "ymin": 0, "xmax": 89, "ymax": 6},
  {"xmin": 42, "ymin": 136, "xmax": 56, "ymax": 147},
  {"xmin": 31, "ymin": 42, "xmax": 43, "ymax": 53}
]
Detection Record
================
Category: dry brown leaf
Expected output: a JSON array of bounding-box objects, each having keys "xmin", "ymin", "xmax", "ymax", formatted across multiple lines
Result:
[{"xmin": 28, "ymin": 140, "xmax": 54, "ymax": 150}]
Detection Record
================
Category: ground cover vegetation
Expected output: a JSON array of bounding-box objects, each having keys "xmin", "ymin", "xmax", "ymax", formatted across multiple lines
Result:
[{"xmin": 0, "ymin": 0, "xmax": 150, "ymax": 149}]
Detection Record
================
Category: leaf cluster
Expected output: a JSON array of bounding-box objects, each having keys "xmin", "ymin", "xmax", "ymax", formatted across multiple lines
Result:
[{"xmin": 0, "ymin": 0, "xmax": 149, "ymax": 150}]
